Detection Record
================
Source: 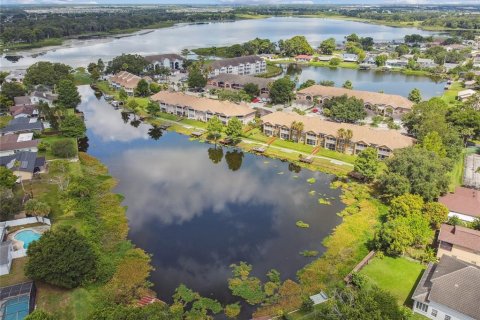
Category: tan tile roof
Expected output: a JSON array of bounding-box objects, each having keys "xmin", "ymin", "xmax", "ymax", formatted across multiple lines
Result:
[
  {"xmin": 438, "ymin": 224, "xmax": 480, "ymax": 252},
  {"xmin": 261, "ymin": 111, "xmax": 415, "ymax": 150},
  {"xmin": 110, "ymin": 71, "xmax": 142, "ymax": 89},
  {"xmin": 439, "ymin": 187, "xmax": 480, "ymax": 218},
  {"xmin": 150, "ymin": 91, "xmax": 255, "ymax": 118},
  {"xmin": 297, "ymin": 85, "xmax": 414, "ymax": 110}
]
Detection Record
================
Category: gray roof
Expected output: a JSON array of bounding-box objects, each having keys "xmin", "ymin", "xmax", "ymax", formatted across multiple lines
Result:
[
  {"xmin": 412, "ymin": 255, "xmax": 480, "ymax": 319},
  {"xmin": 31, "ymin": 91, "xmax": 57, "ymax": 102},
  {"xmin": 0, "ymin": 151, "xmax": 39, "ymax": 173},
  {"xmin": 210, "ymin": 73, "xmax": 272, "ymax": 88},
  {"xmin": 209, "ymin": 55, "xmax": 263, "ymax": 70},
  {"xmin": 0, "ymin": 117, "xmax": 43, "ymax": 134},
  {"xmin": 0, "ymin": 241, "xmax": 12, "ymax": 266},
  {"xmin": 144, "ymin": 54, "xmax": 184, "ymax": 63},
  {"xmin": 13, "ymin": 96, "xmax": 32, "ymax": 106}
]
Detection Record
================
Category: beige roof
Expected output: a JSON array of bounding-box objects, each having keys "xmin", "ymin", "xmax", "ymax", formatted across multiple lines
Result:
[
  {"xmin": 297, "ymin": 85, "xmax": 414, "ymax": 110},
  {"xmin": 261, "ymin": 111, "xmax": 415, "ymax": 150},
  {"xmin": 439, "ymin": 187, "xmax": 480, "ymax": 218},
  {"xmin": 208, "ymin": 74, "xmax": 272, "ymax": 89},
  {"xmin": 150, "ymin": 91, "xmax": 255, "ymax": 117},
  {"xmin": 110, "ymin": 71, "xmax": 142, "ymax": 89}
]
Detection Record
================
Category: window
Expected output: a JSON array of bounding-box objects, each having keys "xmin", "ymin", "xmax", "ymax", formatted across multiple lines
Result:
[
  {"xmin": 431, "ymin": 309, "xmax": 437, "ymax": 317},
  {"xmin": 440, "ymin": 241, "xmax": 453, "ymax": 252},
  {"xmin": 415, "ymin": 301, "xmax": 428, "ymax": 313},
  {"xmin": 444, "ymin": 316, "xmax": 451, "ymax": 320}
]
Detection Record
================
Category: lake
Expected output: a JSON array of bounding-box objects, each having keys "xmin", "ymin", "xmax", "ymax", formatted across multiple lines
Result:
[
  {"xmin": 1, "ymin": 17, "xmax": 436, "ymax": 69},
  {"xmin": 285, "ymin": 65, "xmax": 445, "ymax": 99},
  {"xmin": 77, "ymin": 85, "xmax": 344, "ymax": 305}
]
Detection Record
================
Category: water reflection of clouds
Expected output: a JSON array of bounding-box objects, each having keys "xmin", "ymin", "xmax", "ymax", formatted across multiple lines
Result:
[
  {"xmin": 79, "ymin": 86, "xmax": 151, "ymax": 142},
  {"xmin": 117, "ymin": 147, "xmax": 312, "ymax": 227}
]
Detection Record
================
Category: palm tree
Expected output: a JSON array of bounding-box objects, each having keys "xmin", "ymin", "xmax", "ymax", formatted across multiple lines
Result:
[
  {"xmin": 336, "ymin": 128, "xmax": 346, "ymax": 152},
  {"xmin": 343, "ymin": 129, "xmax": 353, "ymax": 154},
  {"xmin": 290, "ymin": 121, "xmax": 304, "ymax": 142}
]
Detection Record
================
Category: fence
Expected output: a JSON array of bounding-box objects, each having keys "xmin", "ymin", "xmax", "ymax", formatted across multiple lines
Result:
[{"xmin": 4, "ymin": 217, "xmax": 51, "ymax": 227}]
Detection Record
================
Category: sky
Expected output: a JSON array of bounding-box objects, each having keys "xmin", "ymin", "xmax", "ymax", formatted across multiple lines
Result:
[{"xmin": 3, "ymin": 0, "xmax": 480, "ymax": 5}]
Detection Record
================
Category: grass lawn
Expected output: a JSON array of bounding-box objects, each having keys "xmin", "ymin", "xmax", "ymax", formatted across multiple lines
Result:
[
  {"xmin": 360, "ymin": 256, "xmax": 426, "ymax": 306},
  {"xmin": 0, "ymin": 115, "xmax": 12, "ymax": 128},
  {"xmin": 180, "ymin": 118, "xmax": 208, "ymax": 129},
  {"xmin": 309, "ymin": 61, "xmax": 359, "ymax": 69},
  {"xmin": 441, "ymin": 82, "xmax": 462, "ymax": 105},
  {"xmin": 73, "ymin": 70, "xmax": 93, "ymax": 85},
  {"xmin": 0, "ymin": 257, "xmax": 29, "ymax": 287},
  {"xmin": 39, "ymin": 136, "xmax": 78, "ymax": 160}
]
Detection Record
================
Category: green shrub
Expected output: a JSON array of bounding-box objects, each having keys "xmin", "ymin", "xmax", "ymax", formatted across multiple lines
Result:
[
  {"xmin": 296, "ymin": 220, "xmax": 310, "ymax": 228},
  {"xmin": 51, "ymin": 139, "xmax": 76, "ymax": 158}
]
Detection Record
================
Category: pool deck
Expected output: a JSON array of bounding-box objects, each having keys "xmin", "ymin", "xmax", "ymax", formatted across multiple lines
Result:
[{"xmin": 7, "ymin": 226, "xmax": 50, "ymax": 258}]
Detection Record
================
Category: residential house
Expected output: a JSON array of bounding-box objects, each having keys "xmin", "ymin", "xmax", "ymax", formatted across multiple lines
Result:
[
  {"xmin": 144, "ymin": 54, "xmax": 185, "ymax": 71},
  {"xmin": 444, "ymin": 63, "xmax": 459, "ymax": 72},
  {"xmin": 9, "ymin": 105, "xmax": 38, "ymax": 119},
  {"xmin": 295, "ymin": 55, "xmax": 313, "ymax": 62},
  {"xmin": 417, "ymin": 58, "xmax": 438, "ymax": 68},
  {"xmin": 0, "ymin": 117, "xmax": 43, "ymax": 136},
  {"xmin": 4, "ymin": 70, "xmax": 25, "ymax": 83},
  {"xmin": 464, "ymin": 80, "xmax": 476, "ymax": 89},
  {"xmin": 207, "ymin": 55, "xmax": 266, "ymax": 78},
  {"xmin": 207, "ymin": 74, "xmax": 272, "ymax": 96},
  {"xmin": 412, "ymin": 255, "xmax": 480, "ymax": 320},
  {"xmin": 437, "ymin": 224, "xmax": 480, "ymax": 266},
  {"xmin": 457, "ymin": 89, "xmax": 477, "ymax": 102},
  {"xmin": 317, "ymin": 56, "xmax": 333, "ymax": 62},
  {"xmin": 109, "ymin": 71, "xmax": 151, "ymax": 96},
  {"xmin": 13, "ymin": 96, "xmax": 31, "ymax": 106},
  {"xmin": 151, "ymin": 91, "xmax": 256, "ymax": 125},
  {"xmin": 0, "ymin": 241, "xmax": 13, "ymax": 276},
  {"xmin": 0, "ymin": 133, "xmax": 39, "ymax": 156},
  {"xmin": 342, "ymin": 53, "xmax": 358, "ymax": 62},
  {"xmin": 386, "ymin": 59, "xmax": 408, "ymax": 68},
  {"xmin": 0, "ymin": 151, "xmax": 46, "ymax": 181},
  {"xmin": 30, "ymin": 91, "xmax": 57, "ymax": 107},
  {"xmin": 296, "ymin": 85, "xmax": 414, "ymax": 115},
  {"xmin": 261, "ymin": 111, "xmax": 415, "ymax": 159},
  {"xmin": 439, "ymin": 187, "xmax": 480, "ymax": 223}
]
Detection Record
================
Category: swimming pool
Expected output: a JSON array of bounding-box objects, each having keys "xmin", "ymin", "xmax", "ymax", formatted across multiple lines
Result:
[
  {"xmin": 14, "ymin": 230, "xmax": 41, "ymax": 249},
  {"xmin": 2, "ymin": 295, "xmax": 30, "ymax": 320}
]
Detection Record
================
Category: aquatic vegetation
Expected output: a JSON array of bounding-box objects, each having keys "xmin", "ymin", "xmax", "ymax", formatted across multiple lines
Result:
[
  {"xmin": 318, "ymin": 198, "xmax": 331, "ymax": 205},
  {"xmin": 293, "ymin": 175, "xmax": 299, "ymax": 179},
  {"xmin": 300, "ymin": 250, "xmax": 319, "ymax": 257},
  {"xmin": 308, "ymin": 190, "xmax": 316, "ymax": 196},
  {"xmin": 307, "ymin": 178, "xmax": 316, "ymax": 184},
  {"xmin": 296, "ymin": 221, "xmax": 310, "ymax": 228},
  {"xmin": 277, "ymin": 171, "xmax": 284, "ymax": 175}
]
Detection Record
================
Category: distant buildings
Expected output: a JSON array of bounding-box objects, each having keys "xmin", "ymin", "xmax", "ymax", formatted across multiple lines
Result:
[
  {"xmin": 109, "ymin": 71, "xmax": 151, "ymax": 95},
  {"xmin": 416, "ymin": 58, "xmax": 437, "ymax": 69},
  {"xmin": 151, "ymin": 91, "xmax": 256, "ymax": 125},
  {"xmin": 294, "ymin": 55, "xmax": 313, "ymax": 62},
  {"xmin": 412, "ymin": 255, "xmax": 480, "ymax": 320},
  {"xmin": 437, "ymin": 224, "xmax": 480, "ymax": 266},
  {"xmin": 144, "ymin": 54, "xmax": 185, "ymax": 71},
  {"xmin": 10, "ymin": 105, "xmax": 38, "ymax": 119},
  {"xmin": 439, "ymin": 187, "xmax": 480, "ymax": 223},
  {"xmin": 207, "ymin": 55, "xmax": 266, "ymax": 78},
  {"xmin": 0, "ymin": 117, "xmax": 43, "ymax": 136},
  {"xmin": 0, "ymin": 151, "xmax": 46, "ymax": 181},
  {"xmin": 457, "ymin": 89, "xmax": 477, "ymax": 102},
  {"xmin": 207, "ymin": 74, "xmax": 272, "ymax": 96},
  {"xmin": 297, "ymin": 85, "xmax": 414, "ymax": 115},
  {"xmin": 0, "ymin": 133, "xmax": 39, "ymax": 157},
  {"xmin": 30, "ymin": 91, "xmax": 57, "ymax": 107},
  {"xmin": 4, "ymin": 70, "xmax": 26, "ymax": 83},
  {"xmin": 261, "ymin": 111, "xmax": 414, "ymax": 159},
  {"xmin": 342, "ymin": 53, "xmax": 358, "ymax": 62}
]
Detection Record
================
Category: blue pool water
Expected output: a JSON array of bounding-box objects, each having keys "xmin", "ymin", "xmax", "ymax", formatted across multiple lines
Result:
[
  {"xmin": 14, "ymin": 230, "xmax": 40, "ymax": 249},
  {"xmin": 3, "ymin": 295, "xmax": 29, "ymax": 320}
]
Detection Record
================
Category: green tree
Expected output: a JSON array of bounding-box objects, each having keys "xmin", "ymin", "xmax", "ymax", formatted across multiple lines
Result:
[
  {"xmin": 1, "ymin": 81, "xmax": 26, "ymax": 100},
  {"xmin": 299, "ymin": 79, "xmax": 316, "ymax": 90},
  {"xmin": 51, "ymin": 139, "xmax": 77, "ymax": 158},
  {"xmin": 379, "ymin": 147, "xmax": 450, "ymax": 202},
  {"xmin": 127, "ymin": 99, "xmax": 140, "ymax": 115},
  {"xmin": 0, "ymin": 166, "xmax": 17, "ymax": 189},
  {"xmin": 24, "ymin": 61, "xmax": 72, "ymax": 87},
  {"xmin": 88, "ymin": 303, "xmax": 172, "ymax": 320},
  {"xmin": 408, "ymin": 88, "xmax": 422, "ymax": 103},
  {"xmin": 424, "ymin": 202, "xmax": 449, "ymax": 228},
  {"xmin": 389, "ymin": 194, "xmax": 424, "ymax": 218},
  {"xmin": 342, "ymin": 80, "xmax": 353, "ymax": 89},
  {"xmin": 375, "ymin": 54, "xmax": 388, "ymax": 67},
  {"xmin": 24, "ymin": 310, "xmax": 57, "ymax": 320},
  {"xmin": 269, "ymin": 77, "xmax": 295, "ymax": 105},
  {"xmin": 25, "ymin": 226, "xmax": 97, "ymax": 288},
  {"xmin": 57, "ymin": 79, "xmax": 81, "ymax": 108},
  {"xmin": 60, "ymin": 115, "xmax": 86, "ymax": 138},
  {"xmin": 135, "ymin": 79, "xmax": 150, "ymax": 97},
  {"xmin": 353, "ymin": 147, "xmax": 379, "ymax": 181},
  {"xmin": 280, "ymin": 35, "xmax": 314, "ymax": 56},
  {"xmin": 187, "ymin": 63, "xmax": 207, "ymax": 89},
  {"xmin": 329, "ymin": 57, "xmax": 341, "ymax": 66},
  {"xmin": 323, "ymin": 95, "xmax": 366, "ymax": 123},
  {"xmin": 207, "ymin": 116, "xmax": 223, "ymax": 144},
  {"xmin": 0, "ymin": 187, "xmax": 22, "ymax": 221},
  {"xmin": 118, "ymin": 88, "xmax": 128, "ymax": 102},
  {"xmin": 395, "ymin": 44, "xmax": 410, "ymax": 56},
  {"xmin": 146, "ymin": 100, "xmax": 160, "ymax": 115},
  {"xmin": 225, "ymin": 117, "xmax": 243, "ymax": 141},
  {"xmin": 24, "ymin": 199, "xmax": 51, "ymax": 219},
  {"xmin": 346, "ymin": 33, "xmax": 360, "ymax": 43},
  {"xmin": 97, "ymin": 59, "xmax": 105, "ymax": 73},
  {"xmin": 319, "ymin": 37, "xmax": 336, "ymax": 55},
  {"xmin": 243, "ymin": 83, "xmax": 259, "ymax": 98},
  {"xmin": 106, "ymin": 54, "xmax": 148, "ymax": 74},
  {"xmin": 319, "ymin": 80, "xmax": 335, "ymax": 87},
  {"xmin": 421, "ymin": 131, "xmax": 447, "ymax": 157}
]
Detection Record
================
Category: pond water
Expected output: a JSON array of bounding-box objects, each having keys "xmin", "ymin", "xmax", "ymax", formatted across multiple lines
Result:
[
  {"xmin": 285, "ymin": 65, "xmax": 445, "ymax": 99},
  {"xmin": 1, "ymin": 17, "xmax": 436, "ymax": 69},
  {"xmin": 77, "ymin": 85, "xmax": 344, "ymax": 305}
]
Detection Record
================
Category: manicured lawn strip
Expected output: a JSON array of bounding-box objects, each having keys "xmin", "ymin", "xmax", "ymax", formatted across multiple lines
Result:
[
  {"xmin": 180, "ymin": 118, "xmax": 208, "ymax": 129},
  {"xmin": 360, "ymin": 256, "xmax": 426, "ymax": 305},
  {"xmin": 441, "ymin": 82, "xmax": 462, "ymax": 105},
  {"xmin": 0, "ymin": 257, "xmax": 29, "ymax": 286}
]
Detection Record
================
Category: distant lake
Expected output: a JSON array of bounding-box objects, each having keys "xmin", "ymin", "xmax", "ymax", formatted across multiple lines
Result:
[
  {"xmin": 286, "ymin": 65, "xmax": 445, "ymax": 99},
  {"xmin": 77, "ymin": 86, "xmax": 344, "ymax": 307},
  {"xmin": 1, "ymin": 17, "xmax": 436, "ymax": 69}
]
